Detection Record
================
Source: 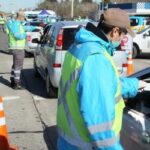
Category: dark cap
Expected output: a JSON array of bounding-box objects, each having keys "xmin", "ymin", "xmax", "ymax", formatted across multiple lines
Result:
[{"xmin": 102, "ymin": 8, "xmax": 135, "ymax": 37}]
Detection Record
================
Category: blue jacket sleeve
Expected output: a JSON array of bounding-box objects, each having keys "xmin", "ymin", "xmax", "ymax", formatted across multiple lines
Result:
[
  {"xmin": 11, "ymin": 22, "xmax": 26, "ymax": 40},
  {"xmin": 76, "ymin": 54, "xmax": 123, "ymax": 150},
  {"xmin": 120, "ymin": 77, "xmax": 139, "ymax": 99}
]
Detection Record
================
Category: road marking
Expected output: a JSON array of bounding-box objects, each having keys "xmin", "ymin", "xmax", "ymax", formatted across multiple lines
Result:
[
  {"xmin": 3, "ymin": 96, "xmax": 20, "ymax": 101},
  {"xmin": 33, "ymin": 95, "xmax": 48, "ymax": 101}
]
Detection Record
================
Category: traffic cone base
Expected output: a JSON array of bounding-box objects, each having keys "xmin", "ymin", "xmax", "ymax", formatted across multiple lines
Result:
[
  {"xmin": 127, "ymin": 52, "xmax": 134, "ymax": 75},
  {"xmin": 0, "ymin": 96, "xmax": 19, "ymax": 150},
  {"xmin": 9, "ymin": 145, "xmax": 18, "ymax": 150}
]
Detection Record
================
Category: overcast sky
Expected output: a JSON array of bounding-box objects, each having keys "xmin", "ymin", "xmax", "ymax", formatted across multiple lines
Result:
[
  {"xmin": 0, "ymin": 0, "xmax": 103, "ymax": 12},
  {"xmin": 0, "ymin": 0, "xmax": 42, "ymax": 12}
]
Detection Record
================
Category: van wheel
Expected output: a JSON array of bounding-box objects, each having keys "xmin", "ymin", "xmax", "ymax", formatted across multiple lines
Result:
[
  {"xmin": 46, "ymin": 73, "xmax": 58, "ymax": 98},
  {"xmin": 132, "ymin": 44, "xmax": 138, "ymax": 58},
  {"xmin": 25, "ymin": 51, "xmax": 30, "ymax": 57},
  {"xmin": 34, "ymin": 59, "xmax": 40, "ymax": 77}
]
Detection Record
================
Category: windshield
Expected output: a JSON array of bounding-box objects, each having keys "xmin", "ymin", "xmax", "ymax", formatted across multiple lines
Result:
[
  {"xmin": 27, "ymin": 14, "xmax": 38, "ymax": 19},
  {"xmin": 130, "ymin": 19, "xmax": 139, "ymax": 26}
]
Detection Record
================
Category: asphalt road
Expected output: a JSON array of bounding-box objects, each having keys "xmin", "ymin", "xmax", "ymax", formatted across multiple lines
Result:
[
  {"xmin": 0, "ymin": 32, "xmax": 57, "ymax": 150},
  {"xmin": 0, "ymin": 31, "xmax": 150, "ymax": 150}
]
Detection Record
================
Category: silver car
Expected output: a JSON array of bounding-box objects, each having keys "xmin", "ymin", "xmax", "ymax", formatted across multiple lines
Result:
[{"xmin": 34, "ymin": 21, "xmax": 128, "ymax": 98}]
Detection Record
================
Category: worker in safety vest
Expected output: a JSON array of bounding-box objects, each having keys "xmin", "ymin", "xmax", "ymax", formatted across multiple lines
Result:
[
  {"xmin": 9, "ymin": 10, "xmax": 38, "ymax": 89},
  {"xmin": 57, "ymin": 8, "xmax": 147, "ymax": 150},
  {"xmin": 0, "ymin": 14, "xmax": 5, "ymax": 32}
]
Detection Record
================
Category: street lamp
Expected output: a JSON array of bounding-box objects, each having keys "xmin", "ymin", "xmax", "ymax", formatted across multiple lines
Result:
[{"xmin": 71, "ymin": 0, "xmax": 74, "ymax": 18}]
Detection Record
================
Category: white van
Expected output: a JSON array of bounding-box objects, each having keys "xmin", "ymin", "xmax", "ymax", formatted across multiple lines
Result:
[{"xmin": 133, "ymin": 26, "xmax": 150, "ymax": 58}]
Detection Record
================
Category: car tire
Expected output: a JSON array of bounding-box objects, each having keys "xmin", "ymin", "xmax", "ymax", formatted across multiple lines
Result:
[
  {"xmin": 25, "ymin": 51, "xmax": 33, "ymax": 58},
  {"xmin": 132, "ymin": 44, "xmax": 139, "ymax": 58},
  {"xmin": 34, "ymin": 59, "xmax": 40, "ymax": 77},
  {"xmin": 46, "ymin": 73, "xmax": 58, "ymax": 98}
]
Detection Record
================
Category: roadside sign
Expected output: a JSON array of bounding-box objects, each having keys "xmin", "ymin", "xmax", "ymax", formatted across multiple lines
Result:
[{"xmin": 121, "ymin": 34, "xmax": 133, "ymax": 52}]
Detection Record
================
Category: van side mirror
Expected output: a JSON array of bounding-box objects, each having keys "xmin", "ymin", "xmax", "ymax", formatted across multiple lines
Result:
[
  {"xmin": 143, "ymin": 33, "xmax": 149, "ymax": 38},
  {"xmin": 32, "ymin": 38, "xmax": 40, "ymax": 44}
]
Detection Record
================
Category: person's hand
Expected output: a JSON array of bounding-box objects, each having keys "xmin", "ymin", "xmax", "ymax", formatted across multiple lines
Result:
[{"xmin": 138, "ymin": 80, "xmax": 147, "ymax": 92}]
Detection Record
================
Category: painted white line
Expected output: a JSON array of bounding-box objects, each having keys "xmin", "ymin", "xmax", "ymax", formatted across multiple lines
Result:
[
  {"xmin": 33, "ymin": 95, "xmax": 47, "ymax": 101},
  {"xmin": 3, "ymin": 96, "xmax": 20, "ymax": 101}
]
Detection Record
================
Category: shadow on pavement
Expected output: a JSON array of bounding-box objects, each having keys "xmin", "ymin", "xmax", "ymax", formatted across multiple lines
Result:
[
  {"xmin": 0, "ymin": 50, "xmax": 12, "ymax": 55},
  {"xmin": 22, "ymin": 68, "xmax": 48, "ymax": 98},
  {"xmin": 0, "ymin": 75, "xmax": 11, "ymax": 87},
  {"xmin": 43, "ymin": 125, "xmax": 58, "ymax": 150}
]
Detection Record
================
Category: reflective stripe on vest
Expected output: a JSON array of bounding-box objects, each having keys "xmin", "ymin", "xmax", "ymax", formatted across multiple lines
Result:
[
  {"xmin": 9, "ymin": 23, "xmax": 26, "ymax": 49},
  {"xmin": 58, "ymin": 68, "xmax": 86, "ymax": 144},
  {"xmin": 104, "ymin": 50, "xmax": 125, "ymax": 136},
  {"xmin": 58, "ymin": 49, "xmax": 124, "ymax": 149},
  {"xmin": 59, "ymin": 128, "xmax": 119, "ymax": 150},
  {"xmin": 58, "ymin": 68, "xmax": 119, "ymax": 149}
]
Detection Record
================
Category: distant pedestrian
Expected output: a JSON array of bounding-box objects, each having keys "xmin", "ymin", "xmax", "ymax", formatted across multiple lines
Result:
[
  {"xmin": 0, "ymin": 14, "xmax": 5, "ymax": 32},
  {"xmin": 9, "ymin": 10, "xmax": 37, "ymax": 89}
]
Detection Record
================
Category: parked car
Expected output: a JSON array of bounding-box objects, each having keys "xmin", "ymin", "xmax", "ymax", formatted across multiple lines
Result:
[
  {"xmin": 121, "ymin": 67, "xmax": 150, "ymax": 150},
  {"xmin": 24, "ymin": 21, "xmax": 44, "ymax": 55},
  {"xmin": 33, "ymin": 21, "xmax": 128, "ymax": 98},
  {"xmin": 26, "ymin": 29, "xmax": 42, "ymax": 55},
  {"xmin": 133, "ymin": 26, "xmax": 150, "ymax": 58}
]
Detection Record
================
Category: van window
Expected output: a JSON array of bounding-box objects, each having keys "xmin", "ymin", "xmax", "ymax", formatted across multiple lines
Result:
[
  {"xmin": 130, "ymin": 19, "xmax": 139, "ymax": 26},
  {"xmin": 26, "ymin": 14, "xmax": 38, "ymax": 20},
  {"xmin": 62, "ymin": 28, "xmax": 77, "ymax": 50}
]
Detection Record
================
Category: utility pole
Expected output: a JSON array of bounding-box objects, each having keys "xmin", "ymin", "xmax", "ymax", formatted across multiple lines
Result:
[
  {"xmin": 71, "ymin": 0, "xmax": 74, "ymax": 19},
  {"xmin": 96, "ymin": 0, "xmax": 103, "ymax": 20}
]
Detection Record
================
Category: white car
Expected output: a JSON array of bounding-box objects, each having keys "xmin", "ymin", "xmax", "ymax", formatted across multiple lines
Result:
[
  {"xmin": 26, "ymin": 29, "xmax": 42, "ymax": 54},
  {"xmin": 25, "ymin": 22, "xmax": 44, "ymax": 55},
  {"xmin": 133, "ymin": 26, "xmax": 150, "ymax": 58}
]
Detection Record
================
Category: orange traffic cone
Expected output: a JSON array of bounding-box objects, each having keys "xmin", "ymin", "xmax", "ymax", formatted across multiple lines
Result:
[
  {"xmin": 127, "ymin": 52, "xmax": 134, "ymax": 75},
  {"xmin": 0, "ymin": 96, "xmax": 18, "ymax": 150}
]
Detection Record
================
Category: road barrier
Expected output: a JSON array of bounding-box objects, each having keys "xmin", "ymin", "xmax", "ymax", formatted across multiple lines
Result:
[
  {"xmin": 127, "ymin": 52, "xmax": 134, "ymax": 75},
  {"xmin": 0, "ymin": 96, "xmax": 18, "ymax": 150}
]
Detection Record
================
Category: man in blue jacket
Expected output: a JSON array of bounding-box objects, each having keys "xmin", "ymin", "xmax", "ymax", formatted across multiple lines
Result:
[
  {"xmin": 57, "ymin": 8, "xmax": 147, "ymax": 150},
  {"xmin": 9, "ymin": 10, "xmax": 37, "ymax": 89}
]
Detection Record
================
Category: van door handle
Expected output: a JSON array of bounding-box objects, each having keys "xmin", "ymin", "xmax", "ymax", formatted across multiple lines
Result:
[{"xmin": 142, "ymin": 131, "xmax": 150, "ymax": 143}]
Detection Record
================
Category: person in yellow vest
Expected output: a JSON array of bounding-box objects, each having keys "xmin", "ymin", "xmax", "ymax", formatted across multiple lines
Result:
[
  {"xmin": 9, "ymin": 10, "xmax": 37, "ymax": 89},
  {"xmin": 0, "ymin": 14, "xmax": 5, "ymax": 32},
  {"xmin": 57, "ymin": 8, "xmax": 147, "ymax": 150}
]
